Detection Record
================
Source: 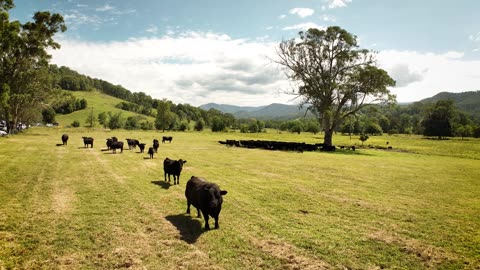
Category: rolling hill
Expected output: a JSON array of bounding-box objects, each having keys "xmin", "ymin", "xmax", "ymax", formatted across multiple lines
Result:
[
  {"xmin": 419, "ymin": 90, "xmax": 480, "ymax": 119},
  {"xmin": 55, "ymin": 90, "xmax": 155, "ymax": 127}
]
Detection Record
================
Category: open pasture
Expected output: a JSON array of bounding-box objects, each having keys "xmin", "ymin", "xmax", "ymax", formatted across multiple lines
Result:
[{"xmin": 0, "ymin": 128, "xmax": 479, "ymax": 269}]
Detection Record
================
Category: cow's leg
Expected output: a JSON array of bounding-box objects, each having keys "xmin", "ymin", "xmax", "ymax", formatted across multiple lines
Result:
[
  {"xmin": 214, "ymin": 215, "xmax": 220, "ymax": 229},
  {"xmin": 202, "ymin": 210, "xmax": 210, "ymax": 230},
  {"xmin": 164, "ymin": 172, "xmax": 167, "ymax": 181},
  {"xmin": 186, "ymin": 201, "xmax": 191, "ymax": 214}
]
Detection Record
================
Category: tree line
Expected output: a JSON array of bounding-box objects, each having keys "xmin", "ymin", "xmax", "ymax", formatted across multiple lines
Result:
[{"xmin": 1, "ymin": 1, "xmax": 479, "ymax": 141}]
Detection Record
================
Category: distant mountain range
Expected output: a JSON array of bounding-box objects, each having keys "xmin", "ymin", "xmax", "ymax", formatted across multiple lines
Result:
[
  {"xmin": 199, "ymin": 103, "xmax": 312, "ymax": 120},
  {"xmin": 201, "ymin": 91, "xmax": 480, "ymax": 120}
]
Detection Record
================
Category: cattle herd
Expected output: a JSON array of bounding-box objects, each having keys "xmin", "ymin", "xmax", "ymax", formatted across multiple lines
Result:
[
  {"xmin": 61, "ymin": 134, "xmax": 228, "ymax": 230},
  {"xmin": 218, "ymin": 139, "xmax": 355, "ymax": 152}
]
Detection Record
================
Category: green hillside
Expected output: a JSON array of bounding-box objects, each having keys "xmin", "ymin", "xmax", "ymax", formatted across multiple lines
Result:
[
  {"xmin": 55, "ymin": 90, "xmax": 156, "ymax": 127},
  {"xmin": 420, "ymin": 90, "xmax": 480, "ymax": 120}
]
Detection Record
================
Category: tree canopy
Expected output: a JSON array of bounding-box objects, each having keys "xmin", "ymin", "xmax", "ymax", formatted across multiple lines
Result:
[
  {"xmin": 275, "ymin": 26, "xmax": 396, "ymax": 146},
  {"xmin": 0, "ymin": 0, "xmax": 66, "ymax": 132}
]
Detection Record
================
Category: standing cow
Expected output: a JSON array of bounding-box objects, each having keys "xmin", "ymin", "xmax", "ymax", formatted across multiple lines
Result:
[
  {"xmin": 138, "ymin": 143, "xmax": 146, "ymax": 153},
  {"xmin": 61, "ymin": 134, "xmax": 69, "ymax": 145},
  {"xmin": 148, "ymin": 147, "xmax": 154, "ymax": 159},
  {"xmin": 185, "ymin": 176, "xmax": 228, "ymax": 230},
  {"xmin": 163, "ymin": 158, "xmax": 187, "ymax": 185},
  {"xmin": 82, "ymin": 136, "xmax": 94, "ymax": 148},
  {"xmin": 111, "ymin": 141, "xmax": 124, "ymax": 153},
  {"xmin": 153, "ymin": 139, "xmax": 159, "ymax": 153},
  {"xmin": 162, "ymin": 136, "xmax": 173, "ymax": 143}
]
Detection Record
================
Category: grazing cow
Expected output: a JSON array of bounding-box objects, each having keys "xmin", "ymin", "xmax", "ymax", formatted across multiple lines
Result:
[
  {"xmin": 163, "ymin": 158, "xmax": 187, "ymax": 185},
  {"xmin": 138, "ymin": 143, "xmax": 146, "ymax": 153},
  {"xmin": 162, "ymin": 136, "xmax": 173, "ymax": 143},
  {"xmin": 82, "ymin": 136, "xmax": 94, "ymax": 148},
  {"xmin": 185, "ymin": 176, "xmax": 228, "ymax": 230},
  {"xmin": 111, "ymin": 141, "xmax": 124, "ymax": 154},
  {"xmin": 148, "ymin": 147, "xmax": 154, "ymax": 159},
  {"xmin": 153, "ymin": 139, "xmax": 159, "ymax": 153},
  {"xmin": 61, "ymin": 134, "xmax": 69, "ymax": 145}
]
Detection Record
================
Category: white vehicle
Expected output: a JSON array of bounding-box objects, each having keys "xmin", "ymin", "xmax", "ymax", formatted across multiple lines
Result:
[{"xmin": 0, "ymin": 130, "xmax": 7, "ymax": 136}]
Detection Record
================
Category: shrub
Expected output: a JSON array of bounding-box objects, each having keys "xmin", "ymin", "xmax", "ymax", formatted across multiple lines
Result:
[{"xmin": 71, "ymin": 120, "xmax": 80, "ymax": 127}]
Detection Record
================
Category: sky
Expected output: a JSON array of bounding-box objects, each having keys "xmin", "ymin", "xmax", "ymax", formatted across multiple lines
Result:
[{"xmin": 9, "ymin": 0, "xmax": 480, "ymax": 106}]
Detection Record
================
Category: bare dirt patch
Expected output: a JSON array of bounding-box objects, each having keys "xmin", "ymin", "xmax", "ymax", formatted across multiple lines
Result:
[
  {"xmin": 368, "ymin": 230, "xmax": 461, "ymax": 268},
  {"xmin": 250, "ymin": 237, "xmax": 331, "ymax": 270},
  {"xmin": 52, "ymin": 186, "xmax": 75, "ymax": 214}
]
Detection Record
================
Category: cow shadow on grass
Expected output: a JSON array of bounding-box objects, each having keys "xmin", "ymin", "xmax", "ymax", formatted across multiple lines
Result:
[
  {"xmin": 165, "ymin": 214, "xmax": 204, "ymax": 244},
  {"xmin": 151, "ymin": 180, "xmax": 170, "ymax": 190}
]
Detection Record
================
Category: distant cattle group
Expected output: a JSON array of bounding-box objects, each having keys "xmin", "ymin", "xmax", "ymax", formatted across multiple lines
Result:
[{"xmin": 219, "ymin": 139, "xmax": 342, "ymax": 152}]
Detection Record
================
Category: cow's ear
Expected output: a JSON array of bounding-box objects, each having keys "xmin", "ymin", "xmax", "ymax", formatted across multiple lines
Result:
[
  {"xmin": 183, "ymin": 160, "xmax": 187, "ymax": 164},
  {"xmin": 220, "ymin": 190, "xmax": 227, "ymax": 195}
]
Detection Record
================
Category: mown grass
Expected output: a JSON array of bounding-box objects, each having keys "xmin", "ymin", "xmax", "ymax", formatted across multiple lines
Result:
[
  {"xmin": 56, "ymin": 90, "xmax": 155, "ymax": 127},
  {"xmin": 0, "ymin": 128, "xmax": 479, "ymax": 269}
]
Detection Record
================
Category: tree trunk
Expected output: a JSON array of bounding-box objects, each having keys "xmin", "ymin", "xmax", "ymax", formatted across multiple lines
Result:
[
  {"xmin": 321, "ymin": 110, "xmax": 334, "ymax": 146},
  {"xmin": 324, "ymin": 129, "xmax": 333, "ymax": 146}
]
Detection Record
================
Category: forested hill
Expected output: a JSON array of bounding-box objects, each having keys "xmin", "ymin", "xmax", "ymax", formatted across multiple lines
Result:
[{"xmin": 420, "ymin": 91, "xmax": 480, "ymax": 119}]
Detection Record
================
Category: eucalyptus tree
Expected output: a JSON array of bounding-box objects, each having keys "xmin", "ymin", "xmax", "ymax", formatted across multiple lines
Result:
[
  {"xmin": 0, "ymin": 0, "xmax": 66, "ymax": 132},
  {"xmin": 275, "ymin": 26, "xmax": 396, "ymax": 146}
]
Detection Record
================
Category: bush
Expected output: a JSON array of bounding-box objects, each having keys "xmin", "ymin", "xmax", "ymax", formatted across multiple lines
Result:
[
  {"xmin": 71, "ymin": 120, "xmax": 80, "ymax": 127},
  {"xmin": 194, "ymin": 119, "xmax": 205, "ymax": 131},
  {"xmin": 178, "ymin": 120, "xmax": 189, "ymax": 131},
  {"xmin": 42, "ymin": 107, "xmax": 56, "ymax": 124}
]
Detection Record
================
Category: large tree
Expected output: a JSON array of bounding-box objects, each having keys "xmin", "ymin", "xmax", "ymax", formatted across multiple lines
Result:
[
  {"xmin": 155, "ymin": 98, "xmax": 174, "ymax": 132},
  {"xmin": 0, "ymin": 0, "xmax": 66, "ymax": 132},
  {"xmin": 275, "ymin": 26, "xmax": 396, "ymax": 146},
  {"xmin": 422, "ymin": 99, "xmax": 455, "ymax": 139}
]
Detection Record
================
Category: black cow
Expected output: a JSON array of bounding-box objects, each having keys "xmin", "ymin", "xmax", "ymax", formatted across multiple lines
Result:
[
  {"xmin": 185, "ymin": 176, "xmax": 228, "ymax": 230},
  {"xmin": 138, "ymin": 143, "xmax": 146, "ymax": 153},
  {"xmin": 153, "ymin": 139, "xmax": 159, "ymax": 153},
  {"xmin": 61, "ymin": 134, "xmax": 69, "ymax": 145},
  {"xmin": 163, "ymin": 158, "xmax": 187, "ymax": 185},
  {"xmin": 111, "ymin": 141, "xmax": 124, "ymax": 154},
  {"xmin": 106, "ymin": 138, "xmax": 113, "ymax": 150},
  {"xmin": 126, "ymin": 138, "xmax": 139, "ymax": 150},
  {"xmin": 82, "ymin": 136, "xmax": 94, "ymax": 148},
  {"xmin": 148, "ymin": 147, "xmax": 154, "ymax": 159},
  {"xmin": 162, "ymin": 136, "xmax": 173, "ymax": 143}
]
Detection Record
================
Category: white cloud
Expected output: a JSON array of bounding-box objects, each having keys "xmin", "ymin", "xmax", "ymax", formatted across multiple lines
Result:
[
  {"xmin": 469, "ymin": 32, "xmax": 480, "ymax": 42},
  {"xmin": 146, "ymin": 25, "xmax": 158, "ymax": 34},
  {"xmin": 320, "ymin": 14, "xmax": 336, "ymax": 22},
  {"xmin": 289, "ymin": 8, "xmax": 315, "ymax": 18},
  {"xmin": 378, "ymin": 50, "xmax": 480, "ymax": 102},
  {"xmin": 278, "ymin": 14, "xmax": 287, "ymax": 19},
  {"xmin": 49, "ymin": 32, "xmax": 291, "ymax": 106},
  {"xmin": 96, "ymin": 4, "xmax": 114, "ymax": 12},
  {"xmin": 282, "ymin": 22, "xmax": 324, "ymax": 31},
  {"xmin": 324, "ymin": 0, "xmax": 352, "ymax": 9}
]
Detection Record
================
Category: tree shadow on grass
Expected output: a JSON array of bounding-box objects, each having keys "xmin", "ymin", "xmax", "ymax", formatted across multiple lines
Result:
[
  {"xmin": 151, "ymin": 180, "xmax": 170, "ymax": 190},
  {"xmin": 165, "ymin": 214, "xmax": 204, "ymax": 244},
  {"xmin": 331, "ymin": 149, "xmax": 373, "ymax": 156}
]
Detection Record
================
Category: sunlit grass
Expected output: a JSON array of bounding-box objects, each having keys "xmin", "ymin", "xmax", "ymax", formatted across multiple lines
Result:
[{"xmin": 0, "ymin": 127, "xmax": 479, "ymax": 269}]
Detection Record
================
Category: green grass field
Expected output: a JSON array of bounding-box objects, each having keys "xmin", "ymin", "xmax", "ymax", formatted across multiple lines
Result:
[{"xmin": 1, "ymin": 128, "xmax": 479, "ymax": 269}]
